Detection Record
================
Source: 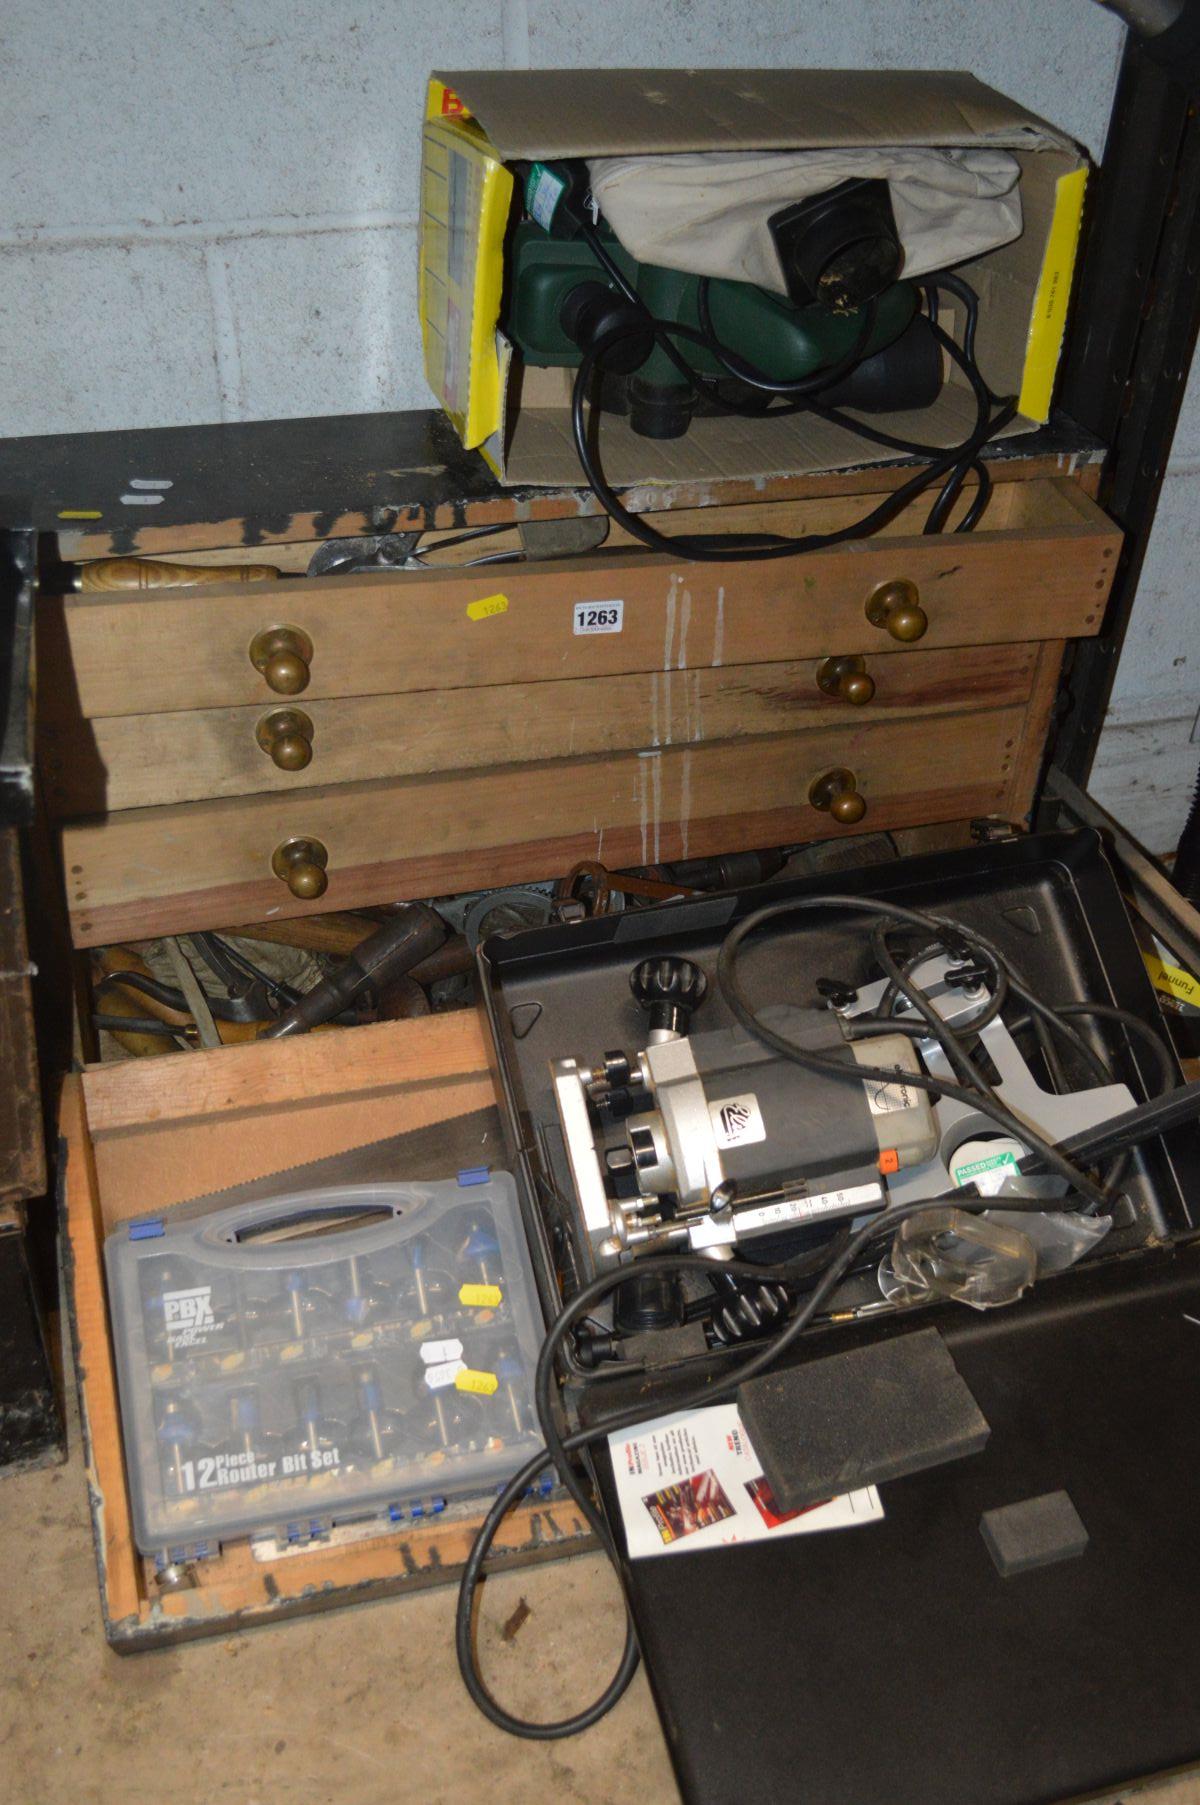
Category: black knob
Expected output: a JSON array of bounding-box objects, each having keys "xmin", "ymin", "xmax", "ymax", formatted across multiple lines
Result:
[
  {"xmin": 707, "ymin": 1273, "xmax": 791, "ymax": 1346},
  {"xmin": 630, "ymin": 956, "xmax": 708, "ymax": 1037},
  {"xmin": 816, "ymin": 976, "xmax": 859, "ymax": 1011}
]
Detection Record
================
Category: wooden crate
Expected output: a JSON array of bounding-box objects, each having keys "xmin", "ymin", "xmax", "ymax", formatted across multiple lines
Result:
[{"xmin": 60, "ymin": 1012, "xmax": 593, "ymax": 1649}]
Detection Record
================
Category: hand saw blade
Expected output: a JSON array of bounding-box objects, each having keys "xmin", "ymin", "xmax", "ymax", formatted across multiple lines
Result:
[{"xmin": 165, "ymin": 1105, "xmax": 503, "ymax": 1222}]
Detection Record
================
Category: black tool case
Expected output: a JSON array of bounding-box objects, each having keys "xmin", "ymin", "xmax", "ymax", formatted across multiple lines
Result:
[
  {"xmin": 478, "ymin": 827, "xmax": 1200, "ymax": 1805},
  {"xmin": 481, "ymin": 828, "xmax": 1200, "ymax": 1378}
]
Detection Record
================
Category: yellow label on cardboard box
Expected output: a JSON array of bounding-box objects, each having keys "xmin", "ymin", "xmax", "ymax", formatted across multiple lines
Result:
[
  {"xmin": 425, "ymin": 78, "xmax": 472, "ymax": 123},
  {"xmin": 459, "ymin": 1282, "xmax": 502, "ymax": 1308},
  {"xmin": 1019, "ymin": 166, "xmax": 1088, "ymax": 425},
  {"xmin": 418, "ymin": 79, "xmax": 513, "ymax": 448},
  {"xmin": 1144, "ymin": 952, "xmax": 1200, "ymax": 1009},
  {"xmin": 455, "ymin": 1368, "xmax": 500, "ymax": 1396}
]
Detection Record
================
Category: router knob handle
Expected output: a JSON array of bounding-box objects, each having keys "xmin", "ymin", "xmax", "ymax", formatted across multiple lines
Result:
[{"xmin": 630, "ymin": 956, "xmax": 707, "ymax": 1038}]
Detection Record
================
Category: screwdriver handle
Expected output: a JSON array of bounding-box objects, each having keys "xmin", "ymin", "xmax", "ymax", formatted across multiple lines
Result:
[{"xmin": 77, "ymin": 556, "xmax": 281, "ymax": 591}]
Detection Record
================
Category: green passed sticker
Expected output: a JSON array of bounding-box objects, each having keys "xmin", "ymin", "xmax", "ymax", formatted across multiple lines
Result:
[{"xmin": 953, "ymin": 1150, "xmax": 1019, "ymax": 1184}]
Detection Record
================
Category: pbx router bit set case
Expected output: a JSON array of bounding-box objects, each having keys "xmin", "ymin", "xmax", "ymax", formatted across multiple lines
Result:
[{"xmin": 104, "ymin": 1174, "xmax": 546, "ymax": 1556}]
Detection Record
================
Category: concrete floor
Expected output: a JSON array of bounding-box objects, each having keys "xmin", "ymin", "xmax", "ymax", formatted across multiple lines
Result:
[{"xmin": 5, "ymin": 1377, "xmax": 1200, "ymax": 1805}]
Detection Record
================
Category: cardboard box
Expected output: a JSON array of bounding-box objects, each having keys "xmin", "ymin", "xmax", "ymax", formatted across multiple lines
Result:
[{"xmin": 418, "ymin": 69, "xmax": 1088, "ymax": 489}]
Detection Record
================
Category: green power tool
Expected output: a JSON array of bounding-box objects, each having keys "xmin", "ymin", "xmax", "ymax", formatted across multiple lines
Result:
[{"xmin": 503, "ymin": 161, "xmax": 944, "ymax": 441}]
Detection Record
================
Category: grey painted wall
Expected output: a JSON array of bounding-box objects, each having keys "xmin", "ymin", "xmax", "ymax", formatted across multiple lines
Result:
[{"xmin": 0, "ymin": 1, "xmax": 1194, "ymax": 849}]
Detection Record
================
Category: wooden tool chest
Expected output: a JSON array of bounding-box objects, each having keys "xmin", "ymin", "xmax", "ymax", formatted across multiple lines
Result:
[
  {"xmin": 3, "ymin": 405, "xmax": 1136, "ymax": 1649},
  {"xmin": 29, "ymin": 419, "xmax": 1117, "ymax": 950}
]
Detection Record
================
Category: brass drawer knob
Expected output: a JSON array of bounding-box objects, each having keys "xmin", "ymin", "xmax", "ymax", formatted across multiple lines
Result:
[
  {"xmin": 865, "ymin": 578, "xmax": 927, "ymax": 642},
  {"xmin": 271, "ymin": 836, "xmax": 329, "ymax": 899},
  {"xmin": 256, "ymin": 707, "xmax": 314, "ymax": 771},
  {"xmin": 809, "ymin": 768, "xmax": 867, "ymax": 825},
  {"xmin": 816, "ymin": 654, "xmax": 875, "ymax": 706},
  {"xmin": 250, "ymin": 625, "xmax": 313, "ymax": 695}
]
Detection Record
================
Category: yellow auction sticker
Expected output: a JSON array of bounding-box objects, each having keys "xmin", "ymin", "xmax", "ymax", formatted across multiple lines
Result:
[
  {"xmin": 466, "ymin": 592, "xmax": 509, "ymax": 621},
  {"xmin": 1143, "ymin": 952, "xmax": 1200, "ymax": 1009},
  {"xmin": 455, "ymin": 1369, "xmax": 499, "ymax": 1396},
  {"xmin": 459, "ymin": 1282, "xmax": 502, "ymax": 1308}
]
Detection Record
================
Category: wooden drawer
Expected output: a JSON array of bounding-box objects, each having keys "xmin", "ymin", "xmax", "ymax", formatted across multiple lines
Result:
[
  {"xmin": 39, "ymin": 478, "xmax": 1115, "ymax": 720},
  {"xmin": 43, "ymin": 643, "xmax": 1041, "ymax": 813},
  {"xmin": 62, "ymin": 690, "xmax": 1055, "ymax": 946}
]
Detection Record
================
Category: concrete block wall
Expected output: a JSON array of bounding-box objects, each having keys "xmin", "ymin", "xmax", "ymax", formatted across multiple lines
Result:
[
  {"xmin": 0, "ymin": 0, "xmax": 1195, "ymax": 851},
  {"xmin": 1088, "ymin": 351, "xmax": 1200, "ymax": 852}
]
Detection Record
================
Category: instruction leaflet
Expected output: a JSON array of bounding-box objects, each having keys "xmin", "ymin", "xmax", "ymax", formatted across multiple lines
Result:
[{"xmin": 608, "ymin": 1403, "xmax": 883, "ymax": 1559}]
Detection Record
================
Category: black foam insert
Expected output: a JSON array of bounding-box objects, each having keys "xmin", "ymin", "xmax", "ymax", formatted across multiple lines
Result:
[
  {"xmin": 737, "ymin": 1326, "xmax": 990, "ymax": 1510},
  {"xmin": 981, "ymin": 1489, "xmax": 1089, "ymax": 1578}
]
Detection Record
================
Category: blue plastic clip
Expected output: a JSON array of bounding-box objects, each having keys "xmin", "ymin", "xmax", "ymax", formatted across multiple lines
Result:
[
  {"xmin": 410, "ymin": 1501, "xmax": 425, "ymax": 1519},
  {"xmin": 128, "ymin": 1217, "xmax": 165, "ymax": 1241},
  {"xmin": 431, "ymin": 1496, "xmax": 446, "ymax": 1514},
  {"xmin": 456, "ymin": 1166, "xmax": 490, "ymax": 1188},
  {"xmin": 388, "ymin": 1503, "xmax": 405, "ymax": 1523}
]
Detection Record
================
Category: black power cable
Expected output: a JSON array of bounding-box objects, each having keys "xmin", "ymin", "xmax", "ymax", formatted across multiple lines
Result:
[
  {"xmin": 696, "ymin": 272, "xmax": 1006, "ymax": 539},
  {"xmin": 570, "ymin": 316, "xmax": 1013, "ymax": 562},
  {"xmin": 1054, "ymin": 1001, "xmax": 1177, "ymax": 1095},
  {"xmin": 456, "ymin": 1188, "xmax": 1093, "ymax": 1739},
  {"xmin": 571, "ymin": 338, "xmax": 1013, "ymax": 563},
  {"xmin": 863, "ymin": 939, "xmax": 1177, "ymax": 1191},
  {"xmin": 1006, "ymin": 1000, "xmax": 1177, "ymax": 1099},
  {"xmin": 568, "ymin": 222, "xmax": 1013, "ymax": 561}
]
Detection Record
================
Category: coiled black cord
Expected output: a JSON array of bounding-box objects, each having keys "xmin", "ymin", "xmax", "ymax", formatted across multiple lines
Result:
[
  {"xmin": 856, "ymin": 931, "xmax": 1176, "ymax": 1192},
  {"xmin": 569, "ymin": 299, "xmax": 1013, "ymax": 561},
  {"xmin": 696, "ymin": 273, "xmax": 1005, "ymax": 538},
  {"xmin": 571, "ymin": 332, "xmax": 1014, "ymax": 563},
  {"xmin": 716, "ymin": 896, "xmax": 1110, "ymax": 1208},
  {"xmin": 570, "ymin": 222, "xmax": 1012, "ymax": 558}
]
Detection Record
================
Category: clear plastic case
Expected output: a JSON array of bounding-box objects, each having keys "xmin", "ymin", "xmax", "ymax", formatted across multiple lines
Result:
[{"xmin": 103, "ymin": 1173, "xmax": 545, "ymax": 1554}]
